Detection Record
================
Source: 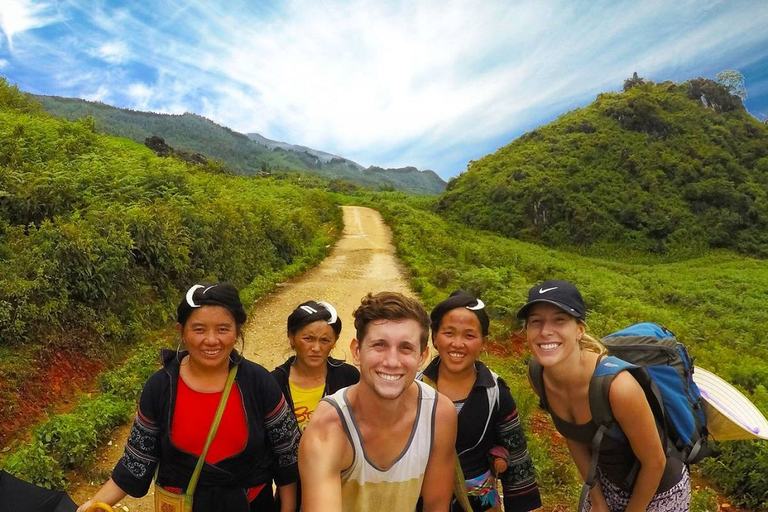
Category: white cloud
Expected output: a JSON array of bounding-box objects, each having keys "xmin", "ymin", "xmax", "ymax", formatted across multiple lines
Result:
[
  {"xmin": 126, "ymin": 82, "xmax": 154, "ymax": 110},
  {"xmin": 3, "ymin": 0, "xmax": 768, "ymax": 176},
  {"xmin": 82, "ymin": 84, "xmax": 110, "ymax": 103},
  {"xmin": 186, "ymin": 0, "xmax": 768, "ymax": 174},
  {"xmin": 91, "ymin": 41, "xmax": 131, "ymax": 64},
  {"xmin": 0, "ymin": 0, "xmax": 59, "ymax": 48}
]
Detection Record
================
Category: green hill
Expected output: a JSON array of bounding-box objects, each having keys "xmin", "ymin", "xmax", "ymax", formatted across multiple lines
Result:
[
  {"xmin": 352, "ymin": 191, "xmax": 768, "ymax": 510},
  {"xmin": 0, "ymin": 76, "xmax": 341, "ymax": 449},
  {"xmin": 436, "ymin": 77, "xmax": 768, "ymax": 258},
  {"xmin": 32, "ymin": 94, "xmax": 447, "ymax": 195}
]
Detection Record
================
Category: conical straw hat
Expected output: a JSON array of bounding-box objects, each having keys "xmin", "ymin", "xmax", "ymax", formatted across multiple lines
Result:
[{"xmin": 693, "ymin": 366, "xmax": 768, "ymax": 441}]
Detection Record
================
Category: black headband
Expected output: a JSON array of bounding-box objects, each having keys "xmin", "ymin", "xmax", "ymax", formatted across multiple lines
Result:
[
  {"xmin": 287, "ymin": 300, "xmax": 342, "ymax": 337},
  {"xmin": 430, "ymin": 290, "xmax": 489, "ymax": 337},
  {"xmin": 176, "ymin": 282, "xmax": 247, "ymax": 326}
]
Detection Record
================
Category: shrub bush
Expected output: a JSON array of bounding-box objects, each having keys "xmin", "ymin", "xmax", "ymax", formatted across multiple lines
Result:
[{"xmin": 348, "ymin": 191, "xmax": 768, "ymax": 510}]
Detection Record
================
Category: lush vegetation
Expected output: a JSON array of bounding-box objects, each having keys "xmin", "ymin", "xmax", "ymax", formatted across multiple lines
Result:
[
  {"xmin": 437, "ymin": 78, "xmax": 768, "ymax": 259},
  {"xmin": 0, "ymin": 77, "xmax": 342, "ymax": 455},
  {"xmin": 2, "ymin": 339, "xmax": 163, "ymax": 488},
  {"xmin": 348, "ymin": 191, "xmax": 768, "ymax": 510},
  {"xmin": 5, "ymin": 68, "xmax": 768, "ymax": 511},
  {"xmin": 34, "ymin": 94, "xmax": 447, "ymax": 195}
]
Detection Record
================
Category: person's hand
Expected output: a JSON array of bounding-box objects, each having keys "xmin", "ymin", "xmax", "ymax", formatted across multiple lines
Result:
[
  {"xmin": 77, "ymin": 502, "xmax": 114, "ymax": 512},
  {"xmin": 76, "ymin": 499, "xmax": 95, "ymax": 512},
  {"xmin": 488, "ymin": 445, "xmax": 509, "ymax": 476},
  {"xmin": 588, "ymin": 484, "xmax": 611, "ymax": 512}
]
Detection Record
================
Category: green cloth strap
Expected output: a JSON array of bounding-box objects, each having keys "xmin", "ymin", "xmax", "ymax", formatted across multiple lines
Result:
[{"xmin": 185, "ymin": 365, "xmax": 239, "ymax": 502}]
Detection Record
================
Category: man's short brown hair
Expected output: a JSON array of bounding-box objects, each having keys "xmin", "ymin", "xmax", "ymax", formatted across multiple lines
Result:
[{"xmin": 353, "ymin": 291, "xmax": 430, "ymax": 351}]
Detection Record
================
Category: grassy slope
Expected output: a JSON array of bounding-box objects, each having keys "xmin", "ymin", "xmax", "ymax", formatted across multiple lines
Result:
[
  {"xmin": 348, "ymin": 191, "xmax": 768, "ymax": 510},
  {"xmin": 437, "ymin": 79, "xmax": 768, "ymax": 258},
  {"xmin": 0, "ymin": 79, "xmax": 344, "ymax": 484}
]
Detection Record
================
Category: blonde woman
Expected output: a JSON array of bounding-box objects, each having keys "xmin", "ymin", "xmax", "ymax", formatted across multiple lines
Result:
[{"xmin": 519, "ymin": 279, "xmax": 690, "ymax": 512}]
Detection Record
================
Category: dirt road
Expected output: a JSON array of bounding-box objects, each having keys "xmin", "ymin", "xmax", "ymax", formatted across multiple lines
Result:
[{"xmin": 70, "ymin": 205, "xmax": 416, "ymax": 511}]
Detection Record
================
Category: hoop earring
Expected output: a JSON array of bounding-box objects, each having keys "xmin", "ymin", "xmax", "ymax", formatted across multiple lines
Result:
[
  {"xmin": 230, "ymin": 334, "xmax": 245, "ymax": 364},
  {"xmin": 176, "ymin": 339, "xmax": 189, "ymax": 365}
]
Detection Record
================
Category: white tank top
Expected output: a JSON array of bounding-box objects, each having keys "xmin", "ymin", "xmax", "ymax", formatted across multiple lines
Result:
[{"xmin": 323, "ymin": 381, "xmax": 437, "ymax": 511}]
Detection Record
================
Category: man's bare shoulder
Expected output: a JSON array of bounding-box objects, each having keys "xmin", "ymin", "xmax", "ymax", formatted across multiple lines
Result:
[
  {"xmin": 305, "ymin": 399, "xmax": 344, "ymax": 435},
  {"xmin": 299, "ymin": 398, "xmax": 351, "ymax": 511},
  {"xmin": 300, "ymin": 398, "xmax": 352, "ymax": 471},
  {"xmin": 432, "ymin": 391, "xmax": 458, "ymax": 433}
]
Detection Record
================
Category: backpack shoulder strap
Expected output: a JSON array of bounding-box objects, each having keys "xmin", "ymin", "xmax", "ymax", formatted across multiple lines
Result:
[
  {"xmin": 578, "ymin": 356, "xmax": 638, "ymax": 511},
  {"xmin": 527, "ymin": 358, "xmax": 550, "ymax": 411},
  {"xmin": 588, "ymin": 355, "xmax": 636, "ymax": 427}
]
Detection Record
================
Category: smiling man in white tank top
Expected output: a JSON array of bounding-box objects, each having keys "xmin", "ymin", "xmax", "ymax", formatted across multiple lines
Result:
[{"xmin": 299, "ymin": 291, "xmax": 457, "ymax": 512}]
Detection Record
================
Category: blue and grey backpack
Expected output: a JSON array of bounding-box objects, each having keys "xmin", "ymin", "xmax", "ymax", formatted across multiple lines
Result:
[
  {"xmin": 529, "ymin": 322, "xmax": 709, "ymax": 503},
  {"xmin": 597, "ymin": 322, "xmax": 709, "ymax": 464}
]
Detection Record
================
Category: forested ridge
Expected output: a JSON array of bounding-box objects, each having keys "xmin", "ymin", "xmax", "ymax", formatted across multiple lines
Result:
[
  {"xmin": 33, "ymin": 94, "xmax": 447, "ymax": 195},
  {"xmin": 437, "ymin": 77, "xmax": 768, "ymax": 259}
]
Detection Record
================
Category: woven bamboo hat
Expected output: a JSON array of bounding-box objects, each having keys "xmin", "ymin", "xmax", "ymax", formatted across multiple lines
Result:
[{"xmin": 693, "ymin": 366, "xmax": 768, "ymax": 441}]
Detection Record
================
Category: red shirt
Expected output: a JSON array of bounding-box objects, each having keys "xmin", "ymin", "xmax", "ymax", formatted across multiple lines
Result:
[{"xmin": 170, "ymin": 375, "xmax": 248, "ymax": 464}]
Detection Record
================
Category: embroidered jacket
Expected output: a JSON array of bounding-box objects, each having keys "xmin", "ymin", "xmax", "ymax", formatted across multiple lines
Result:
[
  {"xmin": 420, "ymin": 358, "xmax": 541, "ymax": 512},
  {"xmin": 111, "ymin": 349, "xmax": 299, "ymax": 509}
]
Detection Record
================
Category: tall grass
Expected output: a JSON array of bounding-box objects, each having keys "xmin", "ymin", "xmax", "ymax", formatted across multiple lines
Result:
[{"xmin": 349, "ymin": 191, "xmax": 768, "ymax": 510}]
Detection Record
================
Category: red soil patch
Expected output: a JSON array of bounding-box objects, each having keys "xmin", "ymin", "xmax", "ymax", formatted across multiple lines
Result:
[
  {"xmin": 485, "ymin": 340, "xmax": 510, "ymax": 357},
  {"xmin": 485, "ymin": 332, "xmax": 528, "ymax": 358},
  {"xmin": 0, "ymin": 349, "xmax": 103, "ymax": 447},
  {"xmin": 529, "ymin": 409, "xmax": 567, "ymax": 448},
  {"xmin": 508, "ymin": 332, "xmax": 528, "ymax": 357}
]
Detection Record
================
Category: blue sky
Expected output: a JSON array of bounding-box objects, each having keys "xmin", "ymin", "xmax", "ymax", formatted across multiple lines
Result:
[{"xmin": 1, "ymin": 0, "xmax": 767, "ymax": 180}]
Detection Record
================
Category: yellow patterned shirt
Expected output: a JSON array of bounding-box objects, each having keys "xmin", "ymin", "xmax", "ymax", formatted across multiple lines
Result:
[{"xmin": 289, "ymin": 380, "xmax": 325, "ymax": 432}]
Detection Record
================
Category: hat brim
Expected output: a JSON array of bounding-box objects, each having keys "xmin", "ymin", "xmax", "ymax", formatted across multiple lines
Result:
[
  {"xmin": 516, "ymin": 299, "xmax": 584, "ymax": 320},
  {"xmin": 692, "ymin": 366, "xmax": 768, "ymax": 441}
]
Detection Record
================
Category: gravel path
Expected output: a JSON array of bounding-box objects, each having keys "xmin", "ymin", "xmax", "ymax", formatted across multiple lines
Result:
[{"xmin": 69, "ymin": 205, "xmax": 416, "ymax": 511}]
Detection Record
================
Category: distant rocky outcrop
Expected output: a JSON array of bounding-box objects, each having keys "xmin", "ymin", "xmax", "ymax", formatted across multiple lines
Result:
[{"xmin": 144, "ymin": 135, "xmax": 208, "ymax": 165}]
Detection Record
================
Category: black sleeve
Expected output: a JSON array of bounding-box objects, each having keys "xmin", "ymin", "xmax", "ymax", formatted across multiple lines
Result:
[
  {"xmin": 111, "ymin": 371, "xmax": 165, "ymax": 497},
  {"xmin": 339, "ymin": 363, "xmax": 360, "ymax": 387},
  {"xmin": 259, "ymin": 367, "xmax": 300, "ymax": 486},
  {"xmin": 496, "ymin": 377, "xmax": 542, "ymax": 512}
]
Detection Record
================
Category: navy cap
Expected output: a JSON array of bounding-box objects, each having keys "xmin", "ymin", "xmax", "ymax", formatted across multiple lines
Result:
[{"xmin": 516, "ymin": 279, "xmax": 586, "ymax": 320}]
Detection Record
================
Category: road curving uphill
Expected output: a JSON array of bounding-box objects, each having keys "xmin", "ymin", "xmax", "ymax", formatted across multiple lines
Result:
[{"xmin": 70, "ymin": 205, "xmax": 416, "ymax": 511}]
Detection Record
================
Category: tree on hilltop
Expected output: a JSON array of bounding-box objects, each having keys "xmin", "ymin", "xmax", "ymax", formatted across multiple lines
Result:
[
  {"xmin": 623, "ymin": 71, "xmax": 646, "ymax": 91},
  {"xmin": 716, "ymin": 70, "xmax": 747, "ymax": 101}
]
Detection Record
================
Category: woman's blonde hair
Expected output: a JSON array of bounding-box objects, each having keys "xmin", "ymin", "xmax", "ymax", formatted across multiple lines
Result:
[{"xmin": 578, "ymin": 323, "xmax": 607, "ymax": 355}]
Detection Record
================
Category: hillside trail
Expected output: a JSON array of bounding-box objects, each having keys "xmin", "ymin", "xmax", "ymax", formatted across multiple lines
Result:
[{"xmin": 69, "ymin": 205, "xmax": 418, "ymax": 511}]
